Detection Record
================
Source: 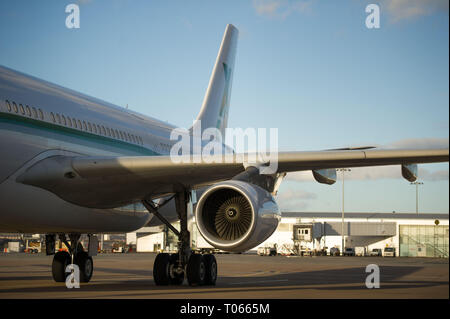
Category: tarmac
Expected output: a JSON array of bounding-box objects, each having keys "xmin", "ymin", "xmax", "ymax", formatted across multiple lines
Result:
[{"xmin": 0, "ymin": 252, "xmax": 448, "ymax": 299}]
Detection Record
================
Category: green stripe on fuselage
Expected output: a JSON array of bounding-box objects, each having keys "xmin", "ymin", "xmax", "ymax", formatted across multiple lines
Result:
[{"xmin": 0, "ymin": 112, "xmax": 161, "ymax": 156}]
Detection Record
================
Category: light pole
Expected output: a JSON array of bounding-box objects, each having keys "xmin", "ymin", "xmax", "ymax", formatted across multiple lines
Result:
[
  {"xmin": 410, "ymin": 181, "xmax": 424, "ymax": 215},
  {"xmin": 434, "ymin": 219, "xmax": 440, "ymax": 258},
  {"xmin": 337, "ymin": 168, "xmax": 351, "ymax": 255}
]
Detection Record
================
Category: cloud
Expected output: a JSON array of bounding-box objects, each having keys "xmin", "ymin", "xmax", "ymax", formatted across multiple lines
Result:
[
  {"xmin": 419, "ymin": 168, "xmax": 449, "ymax": 181},
  {"xmin": 252, "ymin": 0, "xmax": 313, "ymax": 19},
  {"xmin": 285, "ymin": 137, "xmax": 449, "ymax": 182},
  {"xmin": 386, "ymin": 138, "xmax": 449, "ymax": 149},
  {"xmin": 276, "ymin": 188, "xmax": 317, "ymax": 211},
  {"xmin": 286, "ymin": 165, "xmax": 449, "ymax": 182},
  {"xmin": 286, "ymin": 171, "xmax": 315, "ymax": 182},
  {"xmin": 381, "ymin": 0, "xmax": 449, "ymax": 23},
  {"xmin": 344, "ymin": 166, "xmax": 449, "ymax": 182},
  {"xmin": 277, "ymin": 188, "xmax": 317, "ymax": 200}
]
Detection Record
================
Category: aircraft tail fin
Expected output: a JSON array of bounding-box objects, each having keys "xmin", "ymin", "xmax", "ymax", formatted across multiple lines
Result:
[{"xmin": 191, "ymin": 24, "xmax": 238, "ymax": 137}]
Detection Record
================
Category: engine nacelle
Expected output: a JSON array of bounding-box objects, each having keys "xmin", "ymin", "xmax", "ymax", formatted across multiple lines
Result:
[{"xmin": 195, "ymin": 180, "xmax": 281, "ymax": 252}]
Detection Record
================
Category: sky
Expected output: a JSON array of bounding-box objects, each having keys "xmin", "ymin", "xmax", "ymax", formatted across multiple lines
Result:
[{"xmin": 0, "ymin": 0, "xmax": 448, "ymax": 213}]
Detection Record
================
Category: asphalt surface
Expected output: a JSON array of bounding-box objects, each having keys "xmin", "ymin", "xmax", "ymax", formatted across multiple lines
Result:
[{"xmin": 0, "ymin": 253, "xmax": 448, "ymax": 299}]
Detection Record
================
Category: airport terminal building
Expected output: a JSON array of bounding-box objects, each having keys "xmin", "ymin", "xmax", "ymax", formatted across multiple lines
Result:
[
  {"xmin": 261, "ymin": 212, "xmax": 449, "ymax": 258},
  {"xmin": 128, "ymin": 212, "xmax": 449, "ymax": 258}
]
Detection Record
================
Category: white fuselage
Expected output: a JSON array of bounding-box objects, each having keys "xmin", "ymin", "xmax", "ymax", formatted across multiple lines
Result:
[{"xmin": 0, "ymin": 65, "xmax": 180, "ymax": 233}]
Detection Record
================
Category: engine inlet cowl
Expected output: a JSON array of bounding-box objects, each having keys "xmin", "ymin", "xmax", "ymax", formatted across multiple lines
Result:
[{"xmin": 195, "ymin": 180, "xmax": 280, "ymax": 252}]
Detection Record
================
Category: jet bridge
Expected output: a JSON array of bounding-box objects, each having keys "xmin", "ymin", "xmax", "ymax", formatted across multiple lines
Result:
[{"xmin": 313, "ymin": 222, "xmax": 397, "ymax": 237}]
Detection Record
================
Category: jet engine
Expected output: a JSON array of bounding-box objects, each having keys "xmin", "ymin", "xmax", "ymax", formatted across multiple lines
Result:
[{"xmin": 195, "ymin": 180, "xmax": 281, "ymax": 252}]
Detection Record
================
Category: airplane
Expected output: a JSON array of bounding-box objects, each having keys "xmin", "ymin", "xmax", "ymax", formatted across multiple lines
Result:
[{"xmin": 0, "ymin": 24, "xmax": 448, "ymax": 286}]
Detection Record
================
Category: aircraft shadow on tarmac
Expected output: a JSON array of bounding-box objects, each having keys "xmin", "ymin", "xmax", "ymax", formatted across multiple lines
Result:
[{"xmin": 0, "ymin": 264, "xmax": 448, "ymax": 297}]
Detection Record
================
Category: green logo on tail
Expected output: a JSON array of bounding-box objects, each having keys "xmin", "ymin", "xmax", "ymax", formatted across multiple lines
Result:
[{"xmin": 216, "ymin": 62, "xmax": 232, "ymax": 131}]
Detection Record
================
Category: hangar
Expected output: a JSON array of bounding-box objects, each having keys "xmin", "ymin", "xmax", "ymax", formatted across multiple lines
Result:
[{"xmin": 128, "ymin": 212, "xmax": 449, "ymax": 258}]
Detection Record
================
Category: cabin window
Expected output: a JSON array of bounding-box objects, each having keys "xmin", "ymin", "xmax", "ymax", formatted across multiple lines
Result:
[
  {"xmin": 56, "ymin": 113, "xmax": 61, "ymax": 124},
  {"xmin": 26, "ymin": 105, "xmax": 31, "ymax": 116},
  {"xmin": 32, "ymin": 107, "xmax": 37, "ymax": 118},
  {"xmin": 78, "ymin": 120, "xmax": 82, "ymax": 129},
  {"xmin": 107, "ymin": 127, "xmax": 111, "ymax": 136},
  {"xmin": 61, "ymin": 115, "xmax": 66, "ymax": 126},
  {"xmin": 83, "ymin": 121, "xmax": 87, "ymax": 131},
  {"xmin": 92, "ymin": 123, "xmax": 97, "ymax": 134},
  {"xmin": 67, "ymin": 117, "xmax": 72, "ymax": 127},
  {"xmin": 51, "ymin": 112, "xmax": 55, "ymax": 123},
  {"xmin": 101, "ymin": 126, "xmax": 106, "ymax": 135},
  {"xmin": 19, "ymin": 104, "xmax": 25, "ymax": 115},
  {"xmin": 38, "ymin": 109, "xmax": 44, "ymax": 120},
  {"xmin": 88, "ymin": 122, "xmax": 92, "ymax": 132},
  {"xmin": 12, "ymin": 102, "xmax": 18, "ymax": 113},
  {"xmin": 73, "ymin": 119, "xmax": 77, "ymax": 129},
  {"xmin": 6, "ymin": 100, "xmax": 11, "ymax": 112}
]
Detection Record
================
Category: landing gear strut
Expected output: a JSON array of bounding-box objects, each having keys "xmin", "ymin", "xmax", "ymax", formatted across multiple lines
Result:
[
  {"xmin": 49, "ymin": 234, "xmax": 94, "ymax": 283},
  {"xmin": 143, "ymin": 191, "xmax": 217, "ymax": 286}
]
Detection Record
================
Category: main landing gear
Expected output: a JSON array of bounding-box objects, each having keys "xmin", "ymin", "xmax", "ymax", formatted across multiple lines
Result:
[
  {"xmin": 47, "ymin": 234, "xmax": 94, "ymax": 283},
  {"xmin": 143, "ymin": 191, "xmax": 217, "ymax": 286}
]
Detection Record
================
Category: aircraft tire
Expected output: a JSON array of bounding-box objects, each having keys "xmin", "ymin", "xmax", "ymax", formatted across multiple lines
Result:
[
  {"xmin": 52, "ymin": 251, "xmax": 71, "ymax": 282},
  {"xmin": 186, "ymin": 254, "xmax": 206, "ymax": 286},
  {"xmin": 74, "ymin": 251, "xmax": 94, "ymax": 283},
  {"xmin": 153, "ymin": 253, "xmax": 171, "ymax": 285},
  {"xmin": 203, "ymin": 254, "xmax": 217, "ymax": 286}
]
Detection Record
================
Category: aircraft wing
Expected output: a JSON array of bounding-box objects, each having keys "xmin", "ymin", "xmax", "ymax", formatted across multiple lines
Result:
[{"xmin": 17, "ymin": 148, "xmax": 448, "ymax": 208}]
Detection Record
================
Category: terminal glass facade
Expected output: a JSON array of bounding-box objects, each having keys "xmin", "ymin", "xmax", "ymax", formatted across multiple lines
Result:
[{"xmin": 399, "ymin": 225, "xmax": 449, "ymax": 257}]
